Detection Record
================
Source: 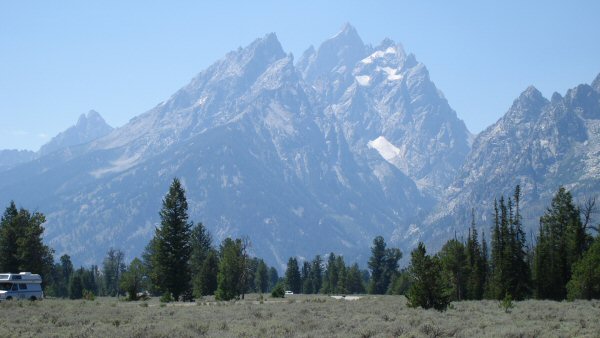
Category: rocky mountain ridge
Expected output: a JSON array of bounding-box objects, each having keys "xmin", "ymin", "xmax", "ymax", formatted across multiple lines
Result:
[{"xmin": 423, "ymin": 73, "xmax": 600, "ymax": 248}]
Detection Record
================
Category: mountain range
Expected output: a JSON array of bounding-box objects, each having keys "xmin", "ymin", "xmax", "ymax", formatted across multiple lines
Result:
[{"xmin": 1, "ymin": 24, "xmax": 598, "ymax": 268}]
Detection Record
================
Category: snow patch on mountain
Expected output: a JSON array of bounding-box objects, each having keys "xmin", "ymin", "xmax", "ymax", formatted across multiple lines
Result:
[
  {"xmin": 355, "ymin": 75, "xmax": 371, "ymax": 86},
  {"xmin": 361, "ymin": 47, "xmax": 397, "ymax": 65},
  {"xmin": 368, "ymin": 136, "xmax": 400, "ymax": 162}
]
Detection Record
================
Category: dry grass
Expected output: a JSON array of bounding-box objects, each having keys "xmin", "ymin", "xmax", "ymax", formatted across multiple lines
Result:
[{"xmin": 0, "ymin": 294, "xmax": 599, "ymax": 337}]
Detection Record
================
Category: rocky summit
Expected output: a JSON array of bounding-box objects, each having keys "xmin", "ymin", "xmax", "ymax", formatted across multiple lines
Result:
[{"xmin": 0, "ymin": 24, "xmax": 598, "ymax": 268}]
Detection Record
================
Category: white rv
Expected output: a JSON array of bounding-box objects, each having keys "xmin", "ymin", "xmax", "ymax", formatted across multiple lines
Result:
[{"xmin": 0, "ymin": 272, "xmax": 44, "ymax": 301}]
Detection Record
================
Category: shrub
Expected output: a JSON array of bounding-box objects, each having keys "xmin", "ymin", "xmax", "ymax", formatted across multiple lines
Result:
[
  {"xmin": 271, "ymin": 282, "xmax": 285, "ymax": 298},
  {"xmin": 160, "ymin": 293, "xmax": 174, "ymax": 303},
  {"xmin": 82, "ymin": 290, "xmax": 95, "ymax": 301},
  {"xmin": 499, "ymin": 293, "xmax": 514, "ymax": 313}
]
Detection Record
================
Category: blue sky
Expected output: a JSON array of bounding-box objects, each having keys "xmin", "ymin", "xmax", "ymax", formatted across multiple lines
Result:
[{"xmin": 1, "ymin": 1, "xmax": 599, "ymax": 150}]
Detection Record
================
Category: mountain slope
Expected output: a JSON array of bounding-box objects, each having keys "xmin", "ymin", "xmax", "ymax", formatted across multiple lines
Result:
[
  {"xmin": 424, "ymin": 74, "xmax": 600, "ymax": 247},
  {"xmin": 0, "ymin": 29, "xmax": 452, "ymax": 267}
]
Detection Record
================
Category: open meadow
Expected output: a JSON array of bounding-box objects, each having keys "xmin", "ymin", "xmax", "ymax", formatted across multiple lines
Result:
[{"xmin": 0, "ymin": 294, "xmax": 599, "ymax": 337}]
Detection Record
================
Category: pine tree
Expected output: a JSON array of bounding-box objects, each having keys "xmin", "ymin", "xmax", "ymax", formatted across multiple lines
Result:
[
  {"xmin": 310, "ymin": 255, "xmax": 323, "ymax": 294},
  {"xmin": 438, "ymin": 239, "xmax": 467, "ymax": 301},
  {"xmin": 69, "ymin": 273, "xmax": 83, "ymax": 299},
  {"xmin": 215, "ymin": 238, "xmax": 243, "ymax": 300},
  {"xmin": 335, "ymin": 255, "xmax": 347, "ymax": 294},
  {"xmin": 509, "ymin": 185, "xmax": 531, "ymax": 299},
  {"xmin": 368, "ymin": 237, "xmax": 386, "ymax": 294},
  {"xmin": 368, "ymin": 236, "xmax": 402, "ymax": 294},
  {"xmin": 285, "ymin": 257, "xmax": 301, "ymax": 293},
  {"xmin": 534, "ymin": 187, "xmax": 587, "ymax": 300},
  {"xmin": 301, "ymin": 261, "xmax": 313, "ymax": 294},
  {"xmin": 407, "ymin": 242, "xmax": 449, "ymax": 311},
  {"xmin": 0, "ymin": 201, "xmax": 19, "ymax": 272},
  {"xmin": 268, "ymin": 267, "xmax": 279, "ymax": 291},
  {"xmin": 152, "ymin": 178, "xmax": 193, "ymax": 300},
  {"xmin": 465, "ymin": 212, "xmax": 485, "ymax": 300},
  {"xmin": 567, "ymin": 237, "xmax": 600, "ymax": 300},
  {"xmin": 196, "ymin": 249, "xmax": 219, "ymax": 296},
  {"xmin": 255, "ymin": 259, "xmax": 269, "ymax": 293},
  {"xmin": 190, "ymin": 223, "xmax": 213, "ymax": 298},
  {"xmin": 346, "ymin": 263, "xmax": 365, "ymax": 294},
  {"xmin": 57, "ymin": 254, "xmax": 73, "ymax": 298},
  {"xmin": 322, "ymin": 253, "xmax": 338, "ymax": 294},
  {"xmin": 0, "ymin": 202, "xmax": 54, "ymax": 279}
]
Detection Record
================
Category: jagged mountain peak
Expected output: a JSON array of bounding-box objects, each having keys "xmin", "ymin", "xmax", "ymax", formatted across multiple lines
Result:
[
  {"xmin": 39, "ymin": 110, "xmax": 113, "ymax": 156},
  {"xmin": 521, "ymin": 85, "xmax": 544, "ymax": 100},
  {"xmin": 248, "ymin": 32, "xmax": 284, "ymax": 55},
  {"xmin": 301, "ymin": 23, "xmax": 367, "ymax": 82},
  {"xmin": 202, "ymin": 32, "xmax": 286, "ymax": 84},
  {"xmin": 333, "ymin": 22, "xmax": 361, "ymax": 41},
  {"xmin": 502, "ymin": 85, "xmax": 549, "ymax": 123},
  {"xmin": 76, "ymin": 110, "xmax": 106, "ymax": 127}
]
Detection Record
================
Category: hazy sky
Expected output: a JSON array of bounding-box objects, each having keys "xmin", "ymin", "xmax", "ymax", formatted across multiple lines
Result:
[{"xmin": 1, "ymin": 1, "xmax": 599, "ymax": 150}]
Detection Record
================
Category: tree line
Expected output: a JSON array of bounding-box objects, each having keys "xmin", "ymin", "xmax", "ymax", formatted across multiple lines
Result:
[
  {"xmin": 403, "ymin": 186, "xmax": 600, "ymax": 310},
  {"xmin": 1, "ymin": 180, "xmax": 599, "ymax": 309}
]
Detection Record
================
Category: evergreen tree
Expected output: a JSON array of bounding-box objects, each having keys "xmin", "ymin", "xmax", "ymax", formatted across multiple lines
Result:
[
  {"xmin": 81, "ymin": 265, "xmax": 99, "ymax": 296},
  {"xmin": 481, "ymin": 230, "xmax": 489, "ymax": 297},
  {"xmin": 301, "ymin": 261, "xmax": 313, "ymax": 294},
  {"xmin": 255, "ymin": 259, "xmax": 269, "ymax": 293},
  {"xmin": 0, "ymin": 201, "xmax": 19, "ymax": 272},
  {"xmin": 69, "ymin": 273, "xmax": 83, "ymax": 299},
  {"xmin": 0, "ymin": 202, "xmax": 54, "ymax": 278},
  {"xmin": 285, "ymin": 257, "xmax": 302, "ymax": 293},
  {"xmin": 335, "ymin": 255, "xmax": 347, "ymax": 294},
  {"xmin": 14, "ymin": 209, "xmax": 54, "ymax": 277},
  {"xmin": 489, "ymin": 188, "xmax": 531, "ymax": 300},
  {"xmin": 567, "ymin": 237, "xmax": 600, "ymax": 300},
  {"xmin": 196, "ymin": 249, "xmax": 219, "ymax": 296},
  {"xmin": 407, "ymin": 242, "xmax": 449, "ymax": 311},
  {"xmin": 215, "ymin": 238, "xmax": 243, "ymax": 300},
  {"xmin": 310, "ymin": 255, "xmax": 323, "ymax": 294},
  {"xmin": 368, "ymin": 236, "xmax": 402, "ymax": 294},
  {"xmin": 368, "ymin": 237, "xmax": 386, "ymax": 294},
  {"xmin": 190, "ymin": 223, "xmax": 213, "ymax": 298},
  {"xmin": 268, "ymin": 267, "xmax": 279, "ymax": 291},
  {"xmin": 465, "ymin": 213, "xmax": 486, "ymax": 300},
  {"xmin": 388, "ymin": 269, "xmax": 411, "ymax": 295},
  {"xmin": 508, "ymin": 185, "xmax": 531, "ymax": 299},
  {"xmin": 152, "ymin": 178, "xmax": 193, "ymax": 300},
  {"xmin": 346, "ymin": 263, "xmax": 365, "ymax": 294},
  {"xmin": 56, "ymin": 254, "xmax": 73, "ymax": 298},
  {"xmin": 438, "ymin": 239, "xmax": 467, "ymax": 301},
  {"xmin": 534, "ymin": 187, "xmax": 588, "ymax": 300},
  {"xmin": 322, "ymin": 253, "xmax": 338, "ymax": 294}
]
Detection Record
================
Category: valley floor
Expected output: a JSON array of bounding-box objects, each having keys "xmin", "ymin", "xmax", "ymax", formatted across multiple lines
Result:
[{"xmin": 0, "ymin": 294, "xmax": 599, "ymax": 337}]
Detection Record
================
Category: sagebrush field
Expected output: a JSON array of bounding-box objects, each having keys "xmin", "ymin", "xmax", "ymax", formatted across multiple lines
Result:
[{"xmin": 1, "ymin": 294, "xmax": 599, "ymax": 337}]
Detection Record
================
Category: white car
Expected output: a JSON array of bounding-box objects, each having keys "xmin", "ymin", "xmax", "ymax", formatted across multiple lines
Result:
[{"xmin": 284, "ymin": 290, "xmax": 294, "ymax": 295}]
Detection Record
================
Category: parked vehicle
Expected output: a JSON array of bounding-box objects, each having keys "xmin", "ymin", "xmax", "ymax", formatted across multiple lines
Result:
[
  {"xmin": 284, "ymin": 290, "xmax": 294, "ymax": 295},
  {"xmin": 0, "ymin": 272, "xmax": 44, "ymax": 301}
]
